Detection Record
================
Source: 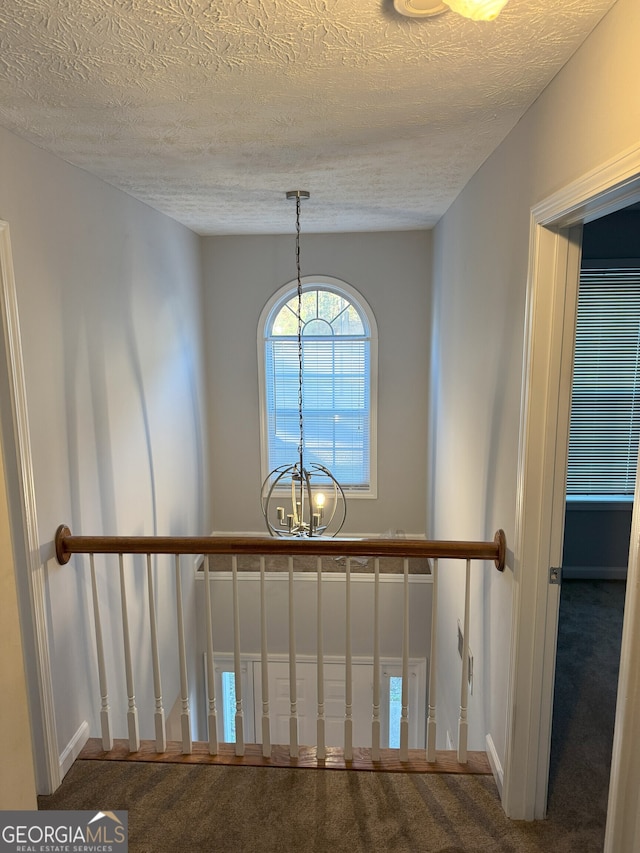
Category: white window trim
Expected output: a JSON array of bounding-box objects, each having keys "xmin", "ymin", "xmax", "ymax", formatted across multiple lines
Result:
[{"xmin": 257, "ymin": 275, "xmax": 378, "ymax": 498}]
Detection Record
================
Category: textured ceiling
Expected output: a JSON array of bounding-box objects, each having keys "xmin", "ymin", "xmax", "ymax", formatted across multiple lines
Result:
[{"xmin": 0, "ymin": 0, "xmax": 617, "ymax": 234}]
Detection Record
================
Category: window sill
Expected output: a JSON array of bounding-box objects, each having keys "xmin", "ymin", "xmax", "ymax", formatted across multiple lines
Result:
[
  {"xmin": 266, "ymin": 488, "xmax": 378, "ymax": 500},
  {"xmin": 566, "ymin": 494, "xmax": 633, "ymax": 511}
]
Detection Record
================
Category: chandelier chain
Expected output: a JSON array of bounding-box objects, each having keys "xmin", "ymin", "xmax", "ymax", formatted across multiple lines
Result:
[
  {"xmin": 296, "ymin": 193, "xmax": 304, "ymax": 463},
  {"xmin": 260, "ymin": 189, "xmax": 346, "ymax": 538}
]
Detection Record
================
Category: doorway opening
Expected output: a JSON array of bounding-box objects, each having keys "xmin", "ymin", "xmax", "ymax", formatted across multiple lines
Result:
[
  {"xmin": 548, "ymin": 205, "xmax": 640, "ymax": 826},
  {"xmin": 502, "ymin": 147, "xmax": 640, "ymax": 837}
]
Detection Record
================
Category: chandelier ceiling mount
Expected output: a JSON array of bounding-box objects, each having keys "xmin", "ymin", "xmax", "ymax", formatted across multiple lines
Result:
[{"xmin": 393, "ymin": 0, "xmax": 509, "ymax": 21}]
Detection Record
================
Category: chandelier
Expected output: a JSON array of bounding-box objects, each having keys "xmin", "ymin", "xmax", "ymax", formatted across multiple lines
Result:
[{"xmin": 260, "ymin": 191, "xmax": 347, "ymax": 538}]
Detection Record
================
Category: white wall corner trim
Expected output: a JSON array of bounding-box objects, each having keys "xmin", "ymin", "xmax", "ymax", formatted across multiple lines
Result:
[
  {"xmin": 504, "ymin": 143, "xmax": 640, "ymax": 823},
  {"xmin": 59, "ymin": 720, "xmax": 90, "ymax": 779},
  {"xmin": 0, "ymin": 221, "xmax": 60, "ymax": 794},
  {"xmin": 486, "ymin": 733, "xmax": 504, "ymax": 798}
]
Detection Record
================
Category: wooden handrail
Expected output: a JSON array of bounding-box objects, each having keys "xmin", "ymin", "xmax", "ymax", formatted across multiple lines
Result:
[{"xmin": 55, "ymin": 525, "xmax": 506, "ymax": 571}]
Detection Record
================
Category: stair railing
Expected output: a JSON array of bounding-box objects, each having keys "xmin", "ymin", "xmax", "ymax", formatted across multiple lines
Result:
[{"xmin": 55, "ymin": 525, "xmax": 505, "ymax": 766}]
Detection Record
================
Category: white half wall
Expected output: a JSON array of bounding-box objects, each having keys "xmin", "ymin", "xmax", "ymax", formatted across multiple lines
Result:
[{"xmin": 202, "ymin": 231, "xmax": 431, "ymax": 537}]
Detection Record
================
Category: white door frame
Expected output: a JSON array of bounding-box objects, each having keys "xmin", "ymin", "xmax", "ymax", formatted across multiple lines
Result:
[
  {"xmin": 502, "ymin": 142, "xmax": 640, "ymax": 825},
  {"xmin": 0, "ymin": 221, "xmax": 59, "ymax": 793},
  {"xmin": 606, "ymin": 452, "xmax": 640, "ymax": 851}
]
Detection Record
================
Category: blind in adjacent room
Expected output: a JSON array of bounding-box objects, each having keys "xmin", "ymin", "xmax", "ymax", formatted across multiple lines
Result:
[{"xmin": 566, "ymin": 267, "xmax": 640, "ymax": 496}]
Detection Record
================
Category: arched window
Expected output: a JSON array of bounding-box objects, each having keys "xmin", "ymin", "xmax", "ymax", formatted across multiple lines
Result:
[{"xmin": 258, "ymin": 277, "xmax": 377, "ymax": 495}]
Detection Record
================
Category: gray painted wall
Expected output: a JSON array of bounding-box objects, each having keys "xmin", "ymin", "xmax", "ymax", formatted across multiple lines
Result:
[
  {"xmin": 202, "ymin": 231, "xmax": 432, "ymax": 537},
  {"xmin": 430, "ymin": 0, "xmax": 640, "ymax": 767},
  {"xmin": 0, "ymin": 123, "xmax": 208, "ymax": 787}
]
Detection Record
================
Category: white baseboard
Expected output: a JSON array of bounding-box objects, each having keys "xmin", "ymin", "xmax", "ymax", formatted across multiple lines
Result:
[
  {"xmin": 486, "ymin": 733, "xmax": 504, "ymax": 798},
  {"xmin": 59, "ymin": 720, "xmax": 90, "ymax": 779},
  {"xmin": 563, "ymin": 565, "xmax": 627, "ymax": 580}
]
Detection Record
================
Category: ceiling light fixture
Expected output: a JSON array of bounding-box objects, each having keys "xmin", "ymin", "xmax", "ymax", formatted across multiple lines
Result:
[
  {"xmin": 393, "ymin": 0, "xmax": 449, "ymax": 18},
  {"xmin": 444, "ymin": 0, "xmax": 509, "ymax": 20},
  {"xmin": 260, "ymin": 191, "xmax": 347, "ymax": 538},
  {"xmin": 394, "ymin": 0, "xmax": 509, "ymax": 21}
]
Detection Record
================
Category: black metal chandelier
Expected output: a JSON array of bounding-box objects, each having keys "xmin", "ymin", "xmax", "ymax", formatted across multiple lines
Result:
[{"xmin": 260, "ymin": 191, "xmax": 346, "ymax": 538}]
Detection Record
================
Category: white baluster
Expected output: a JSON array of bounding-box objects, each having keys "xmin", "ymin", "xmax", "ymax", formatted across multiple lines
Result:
[
  {"xmin": 344, "ymin": 557, "xmax": 353, "ymax": 761},
  {"xmin": 204, "ymin": 555, "xmax": 218, "ymax": 755},
  {"xmin": 399, "ymin": 557, "xmax": 410, "ymax": 761},
  {"xmin": 260, "ymin": 555, "xmax": 271, "ymax": 757},
  {"xmin": 288, "ymin": 556, "xmax": 299, "ymax": 758},
  {"xmin": 372, "ymin": 557, "xmax": 381, "ymax": 761},
  {"xmin": 119, "ymin": 554, "xmax": 139, "ymax": 752},
  {"xmin": 426, "ymin": 558, "xmax": 438, "ymax": 762},
  {"xmin": 317, "ymin": 556, "xmax": 325, "ymax": 760},
  {"xmin": 458, "ymin": 558, "xmax": 471, "ymax": 764},
  {"xmin": 146, "ymin": 554, "xmax": 166, "ymax": 752},
  {"xmin": 90, "ymin": 554, "xmax": 112, "ymax": 751},
  {"xmin": 175, "ymin": 555, "xmax": 192, "ymax": 754},
  {"xmin": 232, "ymin": 555, "xmax": 245, "ymax": 756}
]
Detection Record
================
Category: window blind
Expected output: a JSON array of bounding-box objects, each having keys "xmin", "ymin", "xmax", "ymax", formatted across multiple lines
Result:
[
  {"xmin": 567, "ymin": 267, "xmax": 640, "ymax": 496},
  {"xmin": 265, "ymin": 336, "xmax": 370, "ymax": 487}
]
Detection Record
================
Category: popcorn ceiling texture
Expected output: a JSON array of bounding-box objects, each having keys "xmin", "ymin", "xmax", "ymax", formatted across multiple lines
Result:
[{"xmin": 0, "ymin": 0, "xmax": 616, "ymax": 234}]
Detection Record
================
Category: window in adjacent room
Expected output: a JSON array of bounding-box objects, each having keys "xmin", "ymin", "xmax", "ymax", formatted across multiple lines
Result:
[
  {"xmin": 258, "ymin": 277, "xmax": 377, "ymax": 495},
  {"xmin": 566, "ymin": 263, "xmax": 640, "ymax": 496},
  {"xmin": 388, "ymin": 675, "xmax": 403, "ymax": 749}
]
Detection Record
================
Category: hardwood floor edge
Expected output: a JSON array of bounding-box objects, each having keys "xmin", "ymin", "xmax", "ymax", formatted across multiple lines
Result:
[{"xmin": 78, "ymin": 738, "xmax": 492, "ymax": 774}]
